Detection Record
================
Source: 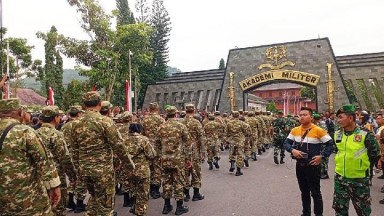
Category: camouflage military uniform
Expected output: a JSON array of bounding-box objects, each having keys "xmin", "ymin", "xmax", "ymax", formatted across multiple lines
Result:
[
  {"xmin": 226, "ymin": 111, "xmax": 251, "ymax": 175},
  {"xmin": 37, "ymin": 106, "xmax": 77, "ymax": 216},
  {"xmin": 272, "ymin": 114, "xmax": 287, "ymax": 164},
  {"xmin": 255, "ymin": 112, "xmax": 266, "ymax": 153},
  {"xmin": 240, "ymin": 115, "xmax": 252, "ymax": 165},
  {"xmin": 142, "ymin": 104, "xmax": 165, "ymax": 198},
  {"xmin": 0, "ymin": 99, "xmax": 61, "ymax": 216},
  {"xmin": 125, "ymin": 127, "xmax": 156, "ymax": 216},
  {"xmin": 245, "ymin": 111, "xmax": 259, "ymax": 160},
  {"xmin": 72, "ymin": 91, "xmax": 134, "ymax": 216},
  {"xmin": 204, "ymin": 116, "xmax": 225, "ymax": 167}
]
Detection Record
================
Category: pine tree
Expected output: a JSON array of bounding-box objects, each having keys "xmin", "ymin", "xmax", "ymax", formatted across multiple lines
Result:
[
  {"xmin": 219, "ymin": 58, "xmax": 225, "ymax": 69},
  {"xmin": 150, "ymin": 0, "xmax": 171, "ymax": 79},
  {"xmin": 116, "ymin": 0, "xmax": 135, "ymax": 25},
  {"xmin": 135, "ymin": 0, "xmax": 150, "ymax": 23}
]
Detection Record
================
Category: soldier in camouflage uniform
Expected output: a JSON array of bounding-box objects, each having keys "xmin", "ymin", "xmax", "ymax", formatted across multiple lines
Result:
[
  {"xmin": 124, "ymin": 123, "xmax": 156, "ymax": 216},
  {"xmin": 72, "ymin": 91, "xmax": 135, "ymax": 216},
  {"xmin": 0, "ymin": 98, "xmax": 62, "ymax": 215},
  {"xmin": 204, "ymin": 114, "xmax": 225, "ymax": 170},
  {"xmin": 182, "ymin": 104, "xmax": 205, "ymax": 202},
  {"xmin": 272, "ymin": 110, "xmax": 287, "ymax": 165},
  {"xmin": 100, "ymin": 100, "xmax": 113, "ymax": 117},
  {"xmin": 158, "ymin": 106, "xmax": 191, "ymax": 215},
  {"xmin": 142, "ymin": 102, "xmax": 165, "ymax": 199},
  {"xmin": 255, "ymin": 110, "xmax": 266, "ymax": 155},
  {"xmin": 245, "ymin": 111, "xmax": 259, "ymax": 161},
  {"xmin": 333, "ymin": 104, "xmax": 380, "ymax": 216},
  {"xmin": 226, "ymin": 111, "xmax": 252, "ymax": 176},
  {"xmin": 61, "ymin": 105, "xmax": 87, "ymax": 212},
  {"xmin": 240, "ymin": 115, "xmax": 252, "ymax": 167},
  {"xmin": 37, "ymin": 106, "xmax": 77, "ymax": 216}
]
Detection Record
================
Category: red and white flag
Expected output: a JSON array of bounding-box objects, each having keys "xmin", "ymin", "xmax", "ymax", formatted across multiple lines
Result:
[
  {"xmin": 48, "ymin": 87, "xmax": 55, "ymax": 106},
  {"xmin": 125, "ymin": 80, "xmax": 130, "ymax": 113}
]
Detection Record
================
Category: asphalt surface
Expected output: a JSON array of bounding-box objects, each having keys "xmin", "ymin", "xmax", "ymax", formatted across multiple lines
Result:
[{"xmin": 68, "ymin": 148, "xmax": 384, "ymax": 216}]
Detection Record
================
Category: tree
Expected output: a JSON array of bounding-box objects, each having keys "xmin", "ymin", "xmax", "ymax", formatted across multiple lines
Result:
[
  {"xmin": 135, "ymin": 0, "xmax": 150, "ymax": 23},
  {"xmin": 115, "ymin": 0, "xmax": 135, "ymax": 25},
  {"xmin": 36, "ymin": 26, "xmax": 65, "ymax": 107},
  {"xmin": 300, "ymin": 86, "xmax": 315, "ymax": 101},
  {"xmin": 266, "ymin": 102, "xmax": 277, "ymax": 113},
  {"xmin": 150, "ymin": 0, "xmax": 171, "ymax": 79},
  {"xmin": 219, "ymin": 58, "xmax": 225, "ymax": 69},
  {"xmin": 63, "ymin": 79, "xmax": 85, "ymax": 110}
]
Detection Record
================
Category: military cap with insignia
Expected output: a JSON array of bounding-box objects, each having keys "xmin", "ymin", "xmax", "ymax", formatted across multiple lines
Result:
[
  {"xmin": 0, "ymin": 98, "xmax": 21, "ymax": 112},
  {"xmin": 83, "ymin": 91, "xmax": 101, "ymax": 102},
  {"xmin": 41, "ymin": 106, "xmax": 60, "ymax": 118},
  {"xmin": 336, "ymin": 104, "xmax": 356, "ymax": 116}
]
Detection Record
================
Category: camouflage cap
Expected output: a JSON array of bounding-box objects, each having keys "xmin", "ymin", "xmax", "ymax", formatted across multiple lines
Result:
[
  {"xmin": 223, "ymin": 112, "xmax": 228, "ymax": 117},
  {"xmin": 41, "ymin": 106, "xmax": 59, "ymax": 118},
  {"xmin": 149, "ymin": 102, "xmax": 159, "ymax": 110},
  {"xmin": 100, "ymin": 101, "xmax": 113, "ymax": 111},
  {"xmin": 214, "ymin": 111, "xmax": 220, "ymax": 116},
  {"xmin": 82, "ymin": 91, "xmax": 101, "ymax": 102},
  {"xmin": 166, "ymin": 106, "xmax": 178, "ymax": 115},
  {"xmin": 336, "ymin": 104, "xmax": 356, "ymax": 116},
  {"xmin": 208, "ymin": 114, "xmax": 215, "ymax": 120},
  {"xmin": 0, "ymin": 98, "xmax": 20, "ymax": 112},
  {"xmin": 58, "ymin": 110, "xmax": 65, "ymax": 115},
  {"xmin": 185, "ymin": 103, "xmax": 195, "ymax": 112},
  {"xmin": 120, "ymin": 111, "xmax": 133, "ymax": 121},
  {"xmin": 247, "ymin": 111, "xmax": 255, "ymax": 117},
  {"xmin": 70, "ymin": 105, "xmax": 83, "ymax": 113},
  {"xmin": 232, "ymin": 111, "xmax": 240, "ymax": 118}
]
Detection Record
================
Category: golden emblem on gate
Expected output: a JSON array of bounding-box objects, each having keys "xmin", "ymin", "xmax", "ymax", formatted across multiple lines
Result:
[{"xmin": 258, "ymin": 45, "xmax": 295, "ymax": 70}]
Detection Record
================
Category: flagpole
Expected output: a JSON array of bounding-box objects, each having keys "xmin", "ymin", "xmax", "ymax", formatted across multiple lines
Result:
[
  {"xmin": 128, "ymin": 50, "xmax": 132, "ymax": 113},
  {"xmin": 6, "ymin": 40, "xmax": 9, "ymax": 99}
]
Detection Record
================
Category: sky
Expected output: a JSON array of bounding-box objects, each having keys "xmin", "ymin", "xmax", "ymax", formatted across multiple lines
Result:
[{"xmin": 3, "ymin": 0, "xmax": 384, "ymax": 72}]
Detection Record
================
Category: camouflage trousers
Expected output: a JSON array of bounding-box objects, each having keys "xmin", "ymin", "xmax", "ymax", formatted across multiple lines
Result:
[
  {"xmin": 185, "ymin": 158, "xmax": 202, "ymax": 189},
  {"xmin": 229, "ymin": 145, "xmax": 245, "ymax": 168},
  {"xmin": 244, "ymin": 138, "xmax": 252, "ymax": 158},
  {"xmin": 320, "ymin": 157, "xmax": 329, "ymax": 174},
  {"xmin": 332, "ymin": 174, "xmax": 371, "ymax": 216},
  {"xmin": 256, "ymin": 134, "xmax": 264, "ymax": 150},
  {"xmin": 150, "ymin": 156, "xmax": 163, "ymax": 186},
  {"xmin": 207, "ymin": 144, "xmax": 220, "ymax": 162},
  {"xmin": 273, "ymin": 137, "xmax": 285, "ymax": 159},
  {"xmin": 81, "ymin": 174, "xmax": 116, "ymax": 216},
  {"xmin": 127, "ymin": 175, "xmax": 150, "ymax": 216},
  {"xmin": 162, "ymin": 165, "xmax": 186, "ymax": 201}
]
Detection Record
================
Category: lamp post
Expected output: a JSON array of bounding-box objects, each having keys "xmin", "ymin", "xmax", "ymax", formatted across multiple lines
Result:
[{"xmin": 128, "ymin": 50, "xmax": 133, "ymax": 113}]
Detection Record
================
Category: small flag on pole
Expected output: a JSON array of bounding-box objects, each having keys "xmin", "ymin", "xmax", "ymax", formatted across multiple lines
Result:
[
  {"xmin": 126, "ymin": 80, "xmax": 130, "ymax": 113},
  {"xmin": 48, "ymin": 87, "xmax": 55, "ymax": 106}
]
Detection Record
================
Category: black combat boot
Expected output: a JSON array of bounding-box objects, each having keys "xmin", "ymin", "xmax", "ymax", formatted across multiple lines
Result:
[
  {"xmin": 162, "ymin": 198, "xmax": 173, "ymax": 214},
  {"xmin": 280, "ymin": 157, "xmax": 285, "ymax": 164},
  {"xmin": 183, "ymin": 188, "xmax": 190, "ymax": 202},
  {"xmin": 129, "ymin": 196, "xmax": 136, "ymax": 213},
  {"xmin": 220, "ymin": 143, "xmax": 225, "ymax": 151},
  {"xmin": 113, "ymin": 211, "xmax": 118, "ymax": 216},
  {"xmin": 258, "ymin": 149, "xmax": 262, "ymax": 155},
  {"xmin": 262, "ymin": 146, "xmax": 266, "ymax": 152},
  {"xmin": 67, "ymin": 192, "xmax": 76, "ymax": 211},
  {"xmin": 274, "ymin": 155, "xmax": 279, "ymax": 164},
  {"xmin": 320, "ymin": 171, "xmax": 329, "ymax": 179},
  {"xmin": 152, "ymin": 185, "xmax": 161, "ymax": 199},
  {"xmin": 192, "ymin": 188, "xmax": 204, "ymax": 201},
  {"xmin": 208, "ymin": 162, "xmax": 213, "ymax": 170},
  {"xmin": 244, "ymin": 158, "xmax": 249, "ymax": 167},
  {"xmin": 123, "ymin": 192, "xmax": 131, "ymax": 207},
  {"xmin": 149, "ymin": 184, "xmax": 154, "ymax": 197},
  {"xmin": 229, "ymin": 160, "xmax": 235, "ymax": 172},
  {"xmin": 235, "ymin": 167, "xmax": 243, "ymax": 176},
  {"xmin": 74, "ymin": 199, "xmax": 86, "ymax": 213},
  {"xmin": 175, "ymin": 200, "xmax": 189, "ymax": 215},
  {"xmin": 213, "ymin": 157, "xmax": 220, "ymax": 169},
  {"xmin": 251, "ymin": 152, "xmax": 257, "ymax": 161}
]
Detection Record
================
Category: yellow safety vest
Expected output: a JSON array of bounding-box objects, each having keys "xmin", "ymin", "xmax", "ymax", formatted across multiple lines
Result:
[{"xmin": 334, "ymin": 129, "xmax": 370, "ymax": 178}]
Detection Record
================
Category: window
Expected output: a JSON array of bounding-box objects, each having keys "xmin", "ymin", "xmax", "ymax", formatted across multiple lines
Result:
[
  {"xmin": 291, "ymin": 91, "xmax": 295, "ymax": 96},
  {"xmin": 156, "ymin": 93, "xmax": 161, "ymax": 102}
]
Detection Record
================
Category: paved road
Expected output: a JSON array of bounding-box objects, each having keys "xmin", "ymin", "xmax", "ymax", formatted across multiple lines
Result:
[{"xmin": 68, "ymin": 148, "xmax": 384, "ymax": 216}]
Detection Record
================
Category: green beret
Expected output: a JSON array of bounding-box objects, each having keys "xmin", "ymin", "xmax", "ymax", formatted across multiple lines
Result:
[
  {"xmin": 277, "ymin": 110, "xmax": 283, "ymax": 114},
  {"xmin": 100, "ymin": 101, "xmax": 112, "ymax": 111},
  {"xmin": 232, "ymin": 111, "xmax": 240, "ymax": 118},
  {"xmin": 166, "ymin": 106, "xmax": 177, "ymax": 115},
  {"xmin": 313, "ymin": 113, "xmax": 321, "ymax": 120},
  {"xmin": 149, "ymin": 102, "xmax": 159, "ymax": 110},
  {"xmin": 70, "ymin": 105, "xmax": 83, "ymax": 113},
  {"xmin": 83, "ymin": 91, "xmax": 101, "ymax": 102},
  {"xmin": 0, "ymin": 98, "xmax": 20, "ymax": 112},
  {"xmin": 185, "ymin": 103, "xmax": 195, "ymax": 111},
  {"xmin": 41, "ymin": 106, "xmax": 59, "ymax": 118},
  {"xmin": 336, "ymin": 104, "xmax": 356, "ymax": 116}
]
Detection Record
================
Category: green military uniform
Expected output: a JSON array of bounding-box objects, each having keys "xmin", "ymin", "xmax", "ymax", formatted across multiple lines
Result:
[
  {"xmin": 0, "ymin": 99, "xmax": 61, "ymax": 216},
  {"xmin": 333, "ymin": 104, "xmax": 380, "ymax": 216},
  {"xmin": 37, "ymin": 106, "xmax": 77, "ymax": 216},
  {"xmin": 204, "ymin": 114, "xmax": 225, "ymax": 169},
  {"xmin": 273, "ymin": 111, "xmax": 288, "ymax": 164},
  {"xmin": 239, "ymin": 115, "xmax": 252, "ymax": 167},
  {"xmin": 72, "ymin": 91, "xmax": 134, "ymax": 216},
  {"xmin": 245, "ymin": 111, "xmax": 259, "ymax": 161}
]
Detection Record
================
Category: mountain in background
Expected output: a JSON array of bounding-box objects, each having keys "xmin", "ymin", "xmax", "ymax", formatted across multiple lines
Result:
[{"xmin": 167, "ymin": 66, "xmax": 182, "ymax": 76}]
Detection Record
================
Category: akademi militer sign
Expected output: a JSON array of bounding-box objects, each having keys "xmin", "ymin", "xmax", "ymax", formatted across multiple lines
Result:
[{"xmin": 239, "ymin": 70, "xmax": 321, "ymax": 91}]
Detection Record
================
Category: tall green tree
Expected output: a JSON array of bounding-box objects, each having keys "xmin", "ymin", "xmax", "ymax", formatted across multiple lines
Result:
[
  {"xmin": 150, "ymin": 0, "xmax": 171, "ymax": 79},
  {"xmin": 115, "ymin": 0, "xmax": 135, "ymax": 25},
  {"xmin": 219, "ymin": 58, "xmax": 225, "ymax": 69},
  {"xmin": 300, "ymin": 86, "xmax": 315, "ymax": 101},
  {"xmin": 36, "ymin": 26, "xmax": 65, "ymax": 107},
  {"xmin": 63, "ymin": 79, "xmax": 84, "ymax": 110},
  {"xmin": 135, "ymin": 0, "xmax": 150, "ymax": 23}
]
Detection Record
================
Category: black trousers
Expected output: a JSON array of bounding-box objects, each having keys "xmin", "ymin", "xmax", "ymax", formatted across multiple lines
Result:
[{"xmin": 296, "ymin": 163, "xmax": 323, "ymax": 216}]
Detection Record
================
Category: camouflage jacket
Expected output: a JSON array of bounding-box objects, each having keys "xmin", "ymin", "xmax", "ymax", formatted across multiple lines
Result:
[
  {"xmin": 61, "ymin": 118, "xmax": 81, "ymax": 167},
  {"xmin": 37, "ymin": 123, "xmax": 77, "ymax": 181},
  {"xmin": 72, "ymin": 110, "xmax": 134, "ymax": 177},
  {"xmin": 273, "ymin": 117, "xmax": 288, "ymax": 138},
  {"xmin": 226, "ymin": 118, "xmax": 251, "ymax": 146},
  {"xmin": 245, "ymin": 116, "xmax": 259, "ymax": 139},
  {"xmin": 182, "ymin": 115, "xmax": 205, "ymax": 159},
  {"xmin": 255, "ymin": 115, "xmax": 266, "ymax": 136},
  {"xmin": 0, "ymin": 118, "xmax": 60, "ymax": 216},
  {"xmin": 158, "ymin": 118, "xmax": 191, "ymax": 168},
  {"xmin": 142, "ymin": 113, "xmax": 165, "ymax": 152},
  {"xmin": 203, "ymin": 120, "xmax": 225, "ymax": 147},
  {"xmin": 125, "ymin": 133, "xmax": 156, "ymax": 178}
]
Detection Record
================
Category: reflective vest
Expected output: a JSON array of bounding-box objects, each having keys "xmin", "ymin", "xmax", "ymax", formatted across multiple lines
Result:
[{"xmin": 334, "ymin": 129, "xmax": 370, "ymax": 178}]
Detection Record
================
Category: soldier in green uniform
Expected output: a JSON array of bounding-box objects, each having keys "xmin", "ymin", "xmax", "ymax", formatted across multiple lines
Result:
[
  {"xmin": 226, "ymin": 111, "xmax": 251, "ymax": 176},
  {"xmin": 72, "ymin": 91, "xmax": 135, "ymax": 216},
  {"xmin": 182, "ymin": 104, "xmax": 205, "ymax": 202},
  {"xmin": 158, "ymin": 106, "xmax": 191, "ymax": 215},
  {"xmin": 333, "ymin": 104, "xmax": 380, "ymax": 216},
  {"xmin": 240, "ymin": 115, "xmax": 252, "ymax": 167},
  {"xmin": 204, "ymin": 114, "xmax": 225, "ymax": 170},
  {"xmin": 37, "ymin": 106, "xmax": 77, "ymax": 216},
  {"xmin": 273, "ymin": 110, "xmax": 288, "ymax": 164},
  {"xmin": 246, "ymin": 111, "xmax": 259, "ymax": 161},
  {"xmin": 125, "ymin": 123, "xmax": 156, "ymax": 216},
  {"xmin": 0, "ymin": 98, "xmax": 62, "ymax": 215},
  {"xmin": 142, "ymin": 102, "xmax": 165, "ymax": 199}
]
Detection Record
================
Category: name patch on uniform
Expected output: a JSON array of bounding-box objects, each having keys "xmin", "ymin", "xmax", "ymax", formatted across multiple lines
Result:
[{"xmin": 353, "ymin": 135, "xmax": 362, "ymax": 142}]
